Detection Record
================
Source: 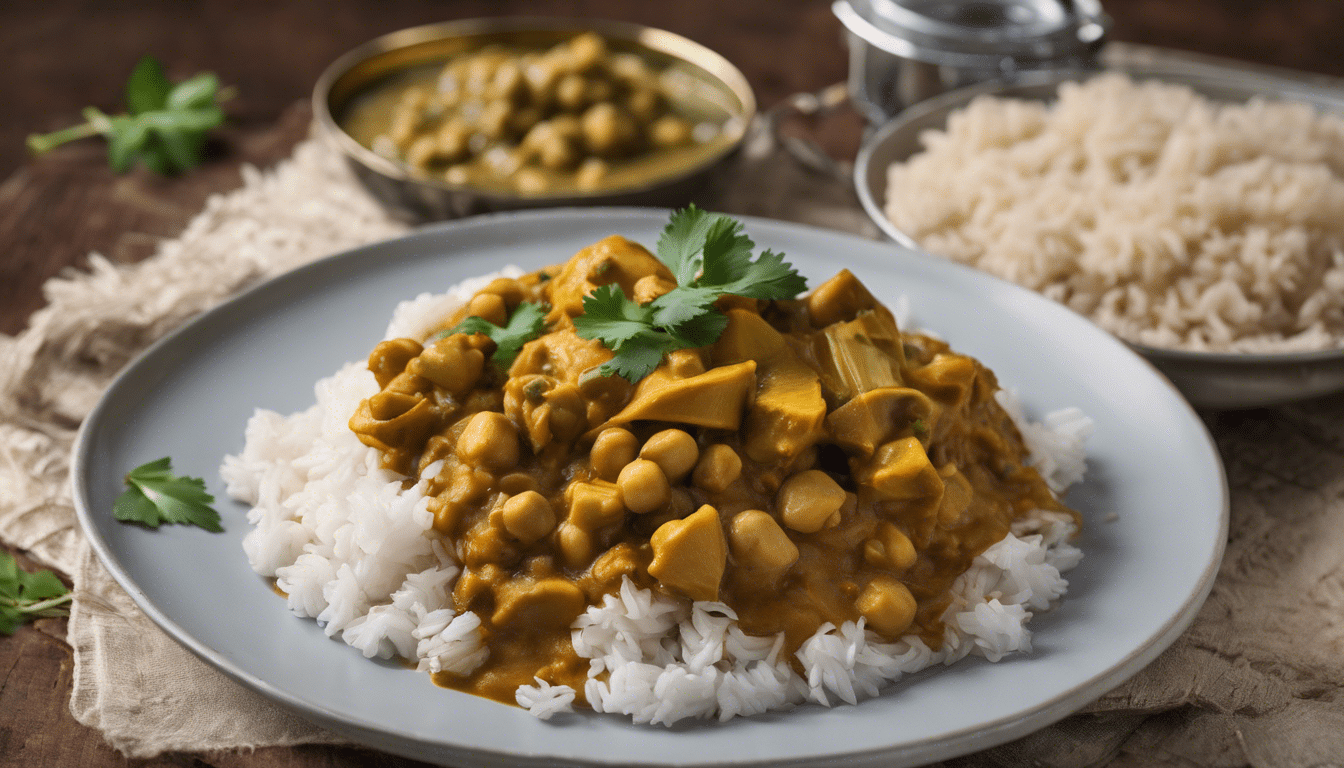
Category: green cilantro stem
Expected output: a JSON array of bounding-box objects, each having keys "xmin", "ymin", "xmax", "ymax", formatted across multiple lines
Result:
[{"xmin": 1, "ymin": 593, "xmax": 74, "ymax": 615}]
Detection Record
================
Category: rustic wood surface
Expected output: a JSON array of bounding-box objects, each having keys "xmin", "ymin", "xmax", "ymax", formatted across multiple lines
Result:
[{"xmin": 3, "ymin": 1, "xmax": 1344, "ymax": 766}]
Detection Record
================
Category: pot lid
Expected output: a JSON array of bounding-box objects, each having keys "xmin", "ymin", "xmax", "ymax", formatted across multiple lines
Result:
[{"xmin": 834, "ymin": 0, "xmax": 1109, "ymax": 69}]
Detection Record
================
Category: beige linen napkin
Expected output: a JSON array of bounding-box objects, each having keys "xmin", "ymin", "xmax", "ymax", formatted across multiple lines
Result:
[{"xmin": 4, "ymin": 120, "xmax": 1344, "ymax": 765}]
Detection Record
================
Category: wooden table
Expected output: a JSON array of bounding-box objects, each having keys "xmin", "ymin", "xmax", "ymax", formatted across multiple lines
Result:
[{"xmin": 3, "ymin": 2, "xmax": 1343, "ymax": 766}]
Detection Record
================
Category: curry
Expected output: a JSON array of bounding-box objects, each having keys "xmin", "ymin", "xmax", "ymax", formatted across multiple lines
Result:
[
  {"xmin": 340, "ymin": 32, "xmax": 738, "ymax": 195},
  {"xmin": 347, "ymin": 234, "xmax": 1074, "ymax": 705}
]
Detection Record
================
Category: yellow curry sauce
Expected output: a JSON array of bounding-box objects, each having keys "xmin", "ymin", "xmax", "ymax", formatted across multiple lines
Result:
[{"xmin": 348, "ymin": 235, "xmax": 1075, "ymax": 705}]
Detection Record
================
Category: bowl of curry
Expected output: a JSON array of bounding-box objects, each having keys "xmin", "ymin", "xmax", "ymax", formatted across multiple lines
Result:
[{"xmin": 314, "ymin": 18, "xmax": 756, "ymax": 220}]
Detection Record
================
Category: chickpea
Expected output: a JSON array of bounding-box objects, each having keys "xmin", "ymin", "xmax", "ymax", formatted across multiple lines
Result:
[
  {"xmin": 539, "ymin": 134, "xmax": 580, "ymax": 171},
  {"xmin": 556, "ymin": 522, "xmax": 593, "ymax": 567},
  {"xmin": 367, "ymin": 338, "xmax": 423, "ymax": 388},
  {"xmin": 512, "ymin": 167, "xmax": 549, "ymax": 195},
  {"xmin": 640, "ymin": 429, "xmax": 699, "ymax": 482},
  {"xmin": 775, "ymin": 469, "xmax": 847, "ymax": 533},
  {"xmin": 856, "ymin": 576, "xmax": 917, "ymax": 637},
  {"xmin": 478, "ymin": 100, "xmax": 512, "ymax": 139},
  {"xmin": 408, "ymin": 334, "xmax": 484, "ymax": 395},
  {"xmin": 405, "ymin": 135, "xmax": 439, "ymax": 170},
  {"xmin": 436, "ymin": 121, "xmax": 471, "ymax": 162},
  {"xmin": 575, "ymin": 158, "xmax": 608, "ymax": 190},
  {"xmin": 591, "ymin": 427, "xmax": 638, "ymax": 481},
  {"xmin": 498, "ymin": 472, "xmax": 539, "ymax": 495},
  {"xmin": 367, "ymin": 390, "xmax": 421, "ymax": 421},
  {"xmin": 444, "ymin": 165, "xmax": 470, "ymax": 185},
  {"xmin": 568, "ymin": 32, "xmax": 607, "ymax": 72},
  {"xmin": 501, "ymin": 491, "xmax": 556, "ymax": 544},
  {"xmin": 692, "ymin": 444, "xmax": 742, "ymax": 493},
  {"xmin": 633, "ymin": 273, "xmax": 677, "ymax": 304},
  {"xmin": 556, "ymin": 73, "xmax": 589, "ymax": 111},
  {"xmin": 649, "ymin": 115, "xmax": 692, "ymax": 148},
  {"xmin": 663, "ymin": 349, "xmax": 705, "ymax": 378},
  {"xmin": 466, "ymin": 292, "xmax": 508, "ymax": 325},
  {"xmin": 490, "ymin": 61, "xmax": 525, "ymax": 102},
  {"xmin": 456, "ymin": 411, "xmax": 520, "ymax": 471},
  {"xmin": 481, "ymin": 277, "xmax": 527, "ymax": 308},
  {"xmin": 525, "ymin": 56, "xmax": 564, "ymax": 100},
  {"xmin": 618, "ymin": 459, "xmax": 671, "ymax": 514},
  {"xmin": 863, "ymin": 521, "xmax": 917, "ymax": 571},
  {"xmin": 626, "ymin": 88, "xmax": 662, "ymax": 123},
  {"xmin": 728, "ymin": 510, "xmax": 799, "ymax": 583},
  {"xmin": 581, "ymin": 102, "xmax": 638, "ymax": 157}
]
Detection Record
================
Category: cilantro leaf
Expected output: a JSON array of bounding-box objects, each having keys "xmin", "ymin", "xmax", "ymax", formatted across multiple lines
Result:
[
  {"xmin": 114, "ymin": 457, "xmax": 223, "ymax": 532},
  {"xmin": 433, "ymin": 301, "xmax": 549, "ymax": 368},
  {"xmin": 27, "ymin": 56, "xmax": 231, "ymax": 175},
  {"xmin": 0, "ymin": 551, "xmax": 73, "ymax": 635},
  {"xmin": 573, "ymin": 207, "xmax": 808, "ymax": 382}
]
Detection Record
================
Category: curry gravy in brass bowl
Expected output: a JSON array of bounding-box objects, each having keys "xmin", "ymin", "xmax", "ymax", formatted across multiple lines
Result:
[{"xmin": 315, "ymin": 19, "xmax": 755, "ymax": 219}]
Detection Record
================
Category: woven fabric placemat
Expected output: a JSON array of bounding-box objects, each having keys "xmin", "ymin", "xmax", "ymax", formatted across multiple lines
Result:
[{"xmin": 2, "ymin": 119, "xmax": 1343, "ymax": 766}]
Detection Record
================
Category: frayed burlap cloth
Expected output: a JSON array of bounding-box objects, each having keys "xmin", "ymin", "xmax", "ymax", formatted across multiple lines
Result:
[{"xmin": 3, "ymin": 119, "xmax": 1344, "ymax": 766}]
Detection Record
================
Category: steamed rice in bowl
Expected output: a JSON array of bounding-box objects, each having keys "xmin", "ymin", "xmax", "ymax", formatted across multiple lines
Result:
[
  {"xmin": 221, "ymin": 220, "xmax": 1091, "ymax": 724},
  {"xmin": 882, "ymin": 73, "xmax": 1344, "ymax": 355}
]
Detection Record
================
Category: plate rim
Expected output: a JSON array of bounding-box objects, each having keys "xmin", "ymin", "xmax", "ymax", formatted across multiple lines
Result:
[{"xmin": 70, "ymin": 206, "xmax": 1230, "ymax": 767}]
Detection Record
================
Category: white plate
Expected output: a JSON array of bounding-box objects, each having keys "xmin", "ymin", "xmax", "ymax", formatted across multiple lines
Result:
[{"xmin": 72, "ymin": 208, "xmax": 1228, "ymax": 767}]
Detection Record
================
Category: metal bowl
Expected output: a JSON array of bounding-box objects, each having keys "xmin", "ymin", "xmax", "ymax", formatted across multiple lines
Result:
[
  {"xmin": 855, "ymin": 65, "xmax": 1344, "ymax": 409},
  {"xmin": 313, "ymin": 17, "xmax": 755, "ymax": 220}
]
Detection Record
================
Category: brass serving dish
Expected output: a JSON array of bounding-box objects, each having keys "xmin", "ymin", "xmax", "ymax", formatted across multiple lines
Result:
[{"xmin": 314, "ymin": 17, "xmax": 756, "ymax": 220}]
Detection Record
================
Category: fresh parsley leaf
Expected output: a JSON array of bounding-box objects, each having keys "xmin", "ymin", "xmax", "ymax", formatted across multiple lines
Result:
[
  {"xmin": 114, "ymin": 457, "xmax": 223, "ymax": 532},
  {"xmin": 0, "ymin": 551, "xmax": 73, "ymax": 635},
  {"xmin": 26, "ymin": 56, "xmax": 231, "ymax": 175},
  {"xmin": 573, "ymin": 207, "xmax": 807, "ymax": 382},
  {"xmin": 433, "ymin": 301, "xmax": 549, "ymax": 368}
]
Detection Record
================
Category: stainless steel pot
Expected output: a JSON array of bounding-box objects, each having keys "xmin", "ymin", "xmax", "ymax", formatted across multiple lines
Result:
[{"xmin": 834, "ymin": 0, "xmax": 1110, "ymax": 123}]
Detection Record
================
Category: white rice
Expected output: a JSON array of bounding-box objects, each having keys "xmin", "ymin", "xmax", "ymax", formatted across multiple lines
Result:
[
  {"xmin": 222, "ymin": 271, "xmax": 1091, "ymax": 725},
  {"xmin": 883, "ymin": 73, "xmax": 1344, "ymax": 353}
]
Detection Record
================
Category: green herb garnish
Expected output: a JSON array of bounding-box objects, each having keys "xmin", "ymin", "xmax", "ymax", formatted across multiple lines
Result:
[
  {"xmin": 26, "ymin": 56, "xmax": 231, "ymax": 175},
  {"xmin": 573, "ymin": 205, "xmax": 807, "ymax": 382},
  {"xmin": 0, "ymin": 551, "xmax": 72, "ymax": 635},
  {"xmin": 114, "ymin": 457, "xmax": 223, "ymax": 532},
  {"xmin": 432, "ymin": 301, "xmax": 550, "ymax": 369}
]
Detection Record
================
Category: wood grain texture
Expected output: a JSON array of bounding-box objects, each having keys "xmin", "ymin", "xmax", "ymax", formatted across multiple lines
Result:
[{"xmin": 2, "ymin": 1, "xmax": 1344, "ymax": 766}]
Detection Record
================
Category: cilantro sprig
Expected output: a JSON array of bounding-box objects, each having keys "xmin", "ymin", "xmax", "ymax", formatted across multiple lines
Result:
[
  {"xmin": 26, "ymin": 56, "xmax": 232, "ymax": 175},
  {"xmin": 573, "ymin": 206, "xmax": 807, "ymax": 382},
  {"xmin": 0, "ymin": 551, "xmax": 72, "ymax": 635},
  {"xmin": 114, "ymin": 457, "xmax": 223, "ymax": 532},
  {"xmin": 431, "ymin": 301, "xmax": 550, "ymax": 369}
]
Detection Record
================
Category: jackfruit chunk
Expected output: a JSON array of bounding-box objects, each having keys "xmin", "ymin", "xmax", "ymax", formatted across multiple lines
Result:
[
  {"xmin": 857, "ymin": 437, "xmax": 944, "ymax": 507},
  {"xmin": 713, "ymin": 310, "xmax": 827, "ymax": 463},
  {"xmin": 827, "ymin": 387, "xmax": 936, "ymax": 459},
  {"xmin": 648, "ymin": 504, "xmax": 727, "ymax": 602},
  {"xmin": 810, "ymin": 309, "xmax": 906, "ymax": 404},
  {"xmin": 491, "ymin": 576, "xmax": 587, "ymax": 631},
  {"xmin": 545, "ymin": 235, "xmax": 674, "ymax": 321},
  {"xmin": 604, "ymin": 360, "xmax": 756, "ymax": 431}
]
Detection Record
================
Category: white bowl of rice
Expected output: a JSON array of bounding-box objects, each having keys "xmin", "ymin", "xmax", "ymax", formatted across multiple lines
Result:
[{"xmin": 856, "ymin": 66, "xmax": 1344, "ymax": 409}]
